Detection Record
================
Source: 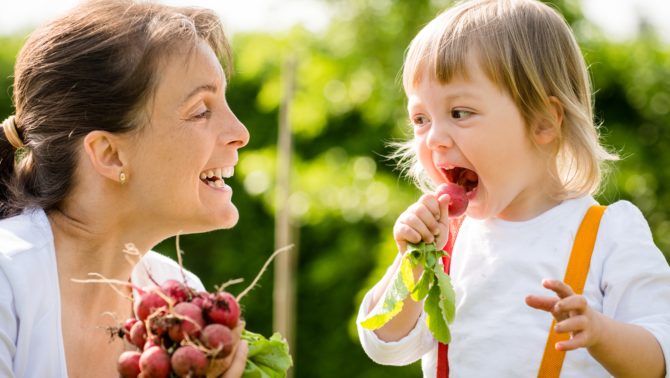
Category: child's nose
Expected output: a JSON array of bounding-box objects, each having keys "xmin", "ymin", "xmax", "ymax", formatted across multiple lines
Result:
[{"xmin": 426, "ymin": 123, "xmax": 455, "ymax": 150}]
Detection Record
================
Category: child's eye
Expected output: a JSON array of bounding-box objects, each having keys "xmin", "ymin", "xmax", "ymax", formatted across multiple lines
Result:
[
  {"xmin": 411, "ymin": 114, "xmax": 430, "ymax": 127},
  {"xmin": 451, "ymin": 109, "xmax": 473, "ymax": 119}
]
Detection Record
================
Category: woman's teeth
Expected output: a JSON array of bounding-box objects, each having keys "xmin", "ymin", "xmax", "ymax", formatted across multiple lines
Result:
[{"xmin": 199, "ymin": 167, "xmax": 234, "ymax": 189}]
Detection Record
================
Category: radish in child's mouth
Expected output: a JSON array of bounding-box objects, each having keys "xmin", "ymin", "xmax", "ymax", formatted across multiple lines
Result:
[{"xmin": 438, "ymin": 167, "xmax": 479, "ymax": 217}]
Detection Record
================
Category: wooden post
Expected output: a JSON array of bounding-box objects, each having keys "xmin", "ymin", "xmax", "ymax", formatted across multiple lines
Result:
[{"xmin": 274, "ymin": 57, "xmax": 296, "ymax": 377}]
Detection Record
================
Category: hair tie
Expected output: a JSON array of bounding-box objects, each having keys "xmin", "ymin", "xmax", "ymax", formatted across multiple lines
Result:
[{"xmin": 2, "ymin": 115, "xmax": 25, "ymax": 150}]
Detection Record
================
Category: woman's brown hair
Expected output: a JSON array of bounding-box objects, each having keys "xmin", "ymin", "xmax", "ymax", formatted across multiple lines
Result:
[{"xmin": 0, "ymin": 0, "xmax": 231, "ymax": 218}]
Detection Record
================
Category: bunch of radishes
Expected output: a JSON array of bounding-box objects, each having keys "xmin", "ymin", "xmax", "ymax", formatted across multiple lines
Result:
[{"xmin": 115, "ymin": 279, "xmax": 242, "ymax": 378}]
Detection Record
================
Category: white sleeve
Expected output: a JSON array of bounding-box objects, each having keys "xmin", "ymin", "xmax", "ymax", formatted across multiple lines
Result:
[
  {"xmin": 131, "ymin": 251, "xmax": 206, "ymax": 292},
  {"xmin": 599, "ymin": 201, "xmax": 670, "ymax": 377},
  {"xmin": 356, "ymin": 287, "xmax": 436, "ymax": 366},
  {"xmin": 0, "ymin": 268, "xmax": 17, "ymax": 378}
]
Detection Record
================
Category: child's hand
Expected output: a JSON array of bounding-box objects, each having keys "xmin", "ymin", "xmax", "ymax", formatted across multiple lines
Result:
[
  {"xmin": 525, "ymin": 279, "xmax": 605, "ymax": 351},
  {"xmin": 393, "ymin": 187, "xmax": 451, "ymax": 254}
]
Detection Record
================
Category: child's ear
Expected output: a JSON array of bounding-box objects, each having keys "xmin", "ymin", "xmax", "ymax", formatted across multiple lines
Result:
[
  {"xmin": 533, "ymin": 96, "xmax": 564, "ymax": 145},
  {"xmin": 82, "ymin": 130, "xmax": 127, "ymax": 183}
]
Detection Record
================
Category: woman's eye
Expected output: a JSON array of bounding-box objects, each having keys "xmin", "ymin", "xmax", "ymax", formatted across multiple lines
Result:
[
  {"xmin": 192, "ymin": 109, "xmax": 211, "ymax": 120},
  {"xmin": 451, "ymin": 109, "xmax": 472, "ymax": 119}
]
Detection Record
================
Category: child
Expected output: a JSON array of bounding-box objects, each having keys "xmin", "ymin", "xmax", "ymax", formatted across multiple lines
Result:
[{"xmin": 356, "ymin": 0, "xmax": 670, "ymax": 377}]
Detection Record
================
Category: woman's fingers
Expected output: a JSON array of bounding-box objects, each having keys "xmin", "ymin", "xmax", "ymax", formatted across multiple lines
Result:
[
  {"xmin": 207, "ymin": 321, "xmax": 246, "ymax": 377},
  {"xmin": 221, "ymin": 340, "xmax": 249, "ymax": 378}
]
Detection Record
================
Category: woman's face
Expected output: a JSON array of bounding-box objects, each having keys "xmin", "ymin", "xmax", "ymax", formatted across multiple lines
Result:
[{"xmin": 124, "ymin": 40, "xmax": 249, "ymax": 234}]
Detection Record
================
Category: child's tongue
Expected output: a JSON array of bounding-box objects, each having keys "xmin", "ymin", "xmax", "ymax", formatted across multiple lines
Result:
[{"xmin": 448, "ymin": 167, "xmax": 479, "ymax": 194}]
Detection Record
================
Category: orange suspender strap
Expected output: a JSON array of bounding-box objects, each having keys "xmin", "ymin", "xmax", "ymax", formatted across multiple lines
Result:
[{"xmin": 537, "ymin": 204, "xmax": 607, "ymax": 378}]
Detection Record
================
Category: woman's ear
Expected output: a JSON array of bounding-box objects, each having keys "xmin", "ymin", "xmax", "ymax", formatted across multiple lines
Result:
[
  {"xmin": 82, "ymin": 130, "xmax": 126, "ymax": 183},
  {"xmin": 533, "ymin": 96, "xmax": 564, "ymax": 145}
]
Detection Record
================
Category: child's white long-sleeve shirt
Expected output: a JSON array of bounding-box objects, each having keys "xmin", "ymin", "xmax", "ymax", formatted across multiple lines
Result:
[{"xmin": 358, "ymin": 196, "xmax": 670, "ymax": 377}]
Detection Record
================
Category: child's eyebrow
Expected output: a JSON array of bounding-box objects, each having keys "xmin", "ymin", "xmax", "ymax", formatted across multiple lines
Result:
[{"xmin": 441, "ymin": 90, "xmax": 480, "ymax": 102}]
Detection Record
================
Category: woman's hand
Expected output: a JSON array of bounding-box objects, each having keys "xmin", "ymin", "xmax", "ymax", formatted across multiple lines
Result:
[
  {"xmin": 207, "ymin": 321, "xmax": 249, "ymax": 378},
  {"xmin": 393, "ymin": 190, "xmax": 451, "ymax": 254},
  {"xmin": 525, "ymin": 279, "xmax": 604, "ymax": 351}
]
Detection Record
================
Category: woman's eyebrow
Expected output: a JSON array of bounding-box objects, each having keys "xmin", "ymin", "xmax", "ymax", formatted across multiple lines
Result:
[{"xmin": 181, "ymin": 83, "xmax": 218, "ymax": 104}]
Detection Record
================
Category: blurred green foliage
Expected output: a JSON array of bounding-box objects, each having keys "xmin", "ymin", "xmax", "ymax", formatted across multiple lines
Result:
[{"xmin": 0, "ymin": 0, "xmax": 668, "ymax": 377}]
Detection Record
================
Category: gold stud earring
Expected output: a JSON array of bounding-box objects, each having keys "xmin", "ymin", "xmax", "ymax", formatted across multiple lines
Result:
[{"xmin": 119, "ymin": 171, "xmax": 127, "ymax": 185}]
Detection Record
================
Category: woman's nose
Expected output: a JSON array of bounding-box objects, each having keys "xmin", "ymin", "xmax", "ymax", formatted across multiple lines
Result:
[{"xmin": 220, "ymin": 110, "xmax": 249, "ymax": 149}]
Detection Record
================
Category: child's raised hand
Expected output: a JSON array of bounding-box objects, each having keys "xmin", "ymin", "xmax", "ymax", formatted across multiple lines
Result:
[
  {"xmin": 393, "ymin": 186, "xmax": 451, "ymax": 254},
  {"xmin": 525, "ymin": 279, "xmax": 605, "ymax": 352}
]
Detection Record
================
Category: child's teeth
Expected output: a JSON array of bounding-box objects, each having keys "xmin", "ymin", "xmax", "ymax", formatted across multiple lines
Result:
[
  {"xmin": 207, "ymin": 170, "xmax": 214, "ymax": 178},
  {"xmin": 200, "ymin": 172, "xmax": 207, "ymax": 180},
  {"xmin": 215, "ymin": 168, "xmax": 222, "ymax": 178}
]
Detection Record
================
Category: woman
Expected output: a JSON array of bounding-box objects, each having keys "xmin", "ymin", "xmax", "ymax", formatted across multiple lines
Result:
[{"xmin": 0, "ymin": 0, "xmax": 250, "ymax": 376}]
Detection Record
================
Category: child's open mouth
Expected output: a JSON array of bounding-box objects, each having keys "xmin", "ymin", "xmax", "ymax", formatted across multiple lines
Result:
[
  {"xmin": 443, "ymin": 166, "xmax": 479, "ymax": 196},
  {"xmin": 199, "ymin": 167, "xmax": 234, "ymax": 189}
]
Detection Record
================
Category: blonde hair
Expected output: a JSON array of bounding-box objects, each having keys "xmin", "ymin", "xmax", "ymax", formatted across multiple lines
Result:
[{"xmin": 393, "ymin": 0, "xmax": 618, "ymax": 198}]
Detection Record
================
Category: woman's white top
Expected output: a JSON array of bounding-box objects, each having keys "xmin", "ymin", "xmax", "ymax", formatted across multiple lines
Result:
[
  {"xmin": 0, "ymin": 209, "xmax": 205, "ymax": 377},
  {"xmin": 357, "ymin": 196, "xmax": 670, "ymax": 377}
]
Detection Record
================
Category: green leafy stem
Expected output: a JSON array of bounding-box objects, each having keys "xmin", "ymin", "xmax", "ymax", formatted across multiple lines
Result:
[
  {"xmin": 242, "ymin": 330, "xmax": 293, "ymax": 378},
  {"xmin": 360, "ymin": 242, "xmax": 456, "ymax": 344}
]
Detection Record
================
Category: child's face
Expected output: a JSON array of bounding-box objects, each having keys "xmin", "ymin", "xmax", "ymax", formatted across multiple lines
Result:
[{"xmin": 406, "ymin": 56, "xmax": 558, "ymax": 221}]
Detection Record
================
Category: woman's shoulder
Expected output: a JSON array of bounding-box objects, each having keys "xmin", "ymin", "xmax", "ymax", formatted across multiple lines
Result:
[
  {"xmin": 0, "ymin": 208, "xmax": 52, "ymax": 258},
  {"xmin": 131, "ymin": 251, "xmax": 206, "ymax": 292}
]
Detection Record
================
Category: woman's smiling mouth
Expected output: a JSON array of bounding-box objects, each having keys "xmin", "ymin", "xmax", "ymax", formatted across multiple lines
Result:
[{"xmin": 199, "ymin": 167, "xmax": 234, "ymax": 189}]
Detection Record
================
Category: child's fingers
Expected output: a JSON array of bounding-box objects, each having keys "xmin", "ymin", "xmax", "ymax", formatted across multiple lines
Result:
[
  {"xmin": 556, "ymin": 330, "xmax": 588, "ymax": 351},
  {"xmin": 411, "ymin": 201, "xmax": 441, "ymax": 235},
  {"xmin": 525, "ymin": 295, "xmax": 558, "ymax": 312},
  {"xmin": 542, "ymin": 279, "xmax": 576, "ymax": 299},
  {"xmin": 401, "ymin": 213, "xmax": 436, "ymax": 243},
  {"xmin": 418, "ymin": 193, "xmax": 441, "ymax": 220},
  {"xmin": 554, "ymin": 314, "xmax": 587, "ymax": 335},
  {"xmin": 394, "ymin": 222, "xmax": 423, "ymax": 245},
  {"xmin": 436, "ymin": 192, "xmax": 451, "ymax": 226},
  {"xmin": 553, "ymin": 295, "xmax": 588, "ymax": 315}
]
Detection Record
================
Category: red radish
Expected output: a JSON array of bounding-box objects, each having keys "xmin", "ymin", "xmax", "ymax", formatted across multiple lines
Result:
[
  {"xmin": 436, "ymin": 183, "xmax": 469, "ymax": 217},
  {"xmin": 160, "ymin": 279, "xmax": 191, "ymax": 303},
  {"xmin": 191, "ymin": 291, "xmax": 213, "ymax": 311},
  {"xmin": 147, "ymin": 309, "xmax": 171, "ymax": 338},
  {"xmin": 207, "ymin": 291, "xmax": 240, "ymax": 328},
  {"xmin": 139, "ymin": 346, "xmax": 171, "ymax": 378},
  {"xmin": 117, "ymin": 351, "xmax": 141, "ymax": 378},
  {"xmin": 143, "ymin": 337, "xmax": 160, "ymax": 351},
  {"xmin": 170, "ymin": 345, "xmax": 208, "ymax": 377},
  {"xmin": 201, "ymin": 323, "xmax": 233, "ymax": 356},
  {"xmin": 167, "ymin": 322, "xmax": 184, "ymax": 342},
  {"xmin": 129, "ymin": 320, "xmax": 147, "ymax": 350},
  {"xmin": 136, "ymin": 290, "xmax": 168, "ymax": 321},
  {"xmin": 122, "ymin": 318, "xmax": 139, "ymax": 343},
  {"xmin": 174, "ymin": 302, "xmax": 205, "ymax": 337}
]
